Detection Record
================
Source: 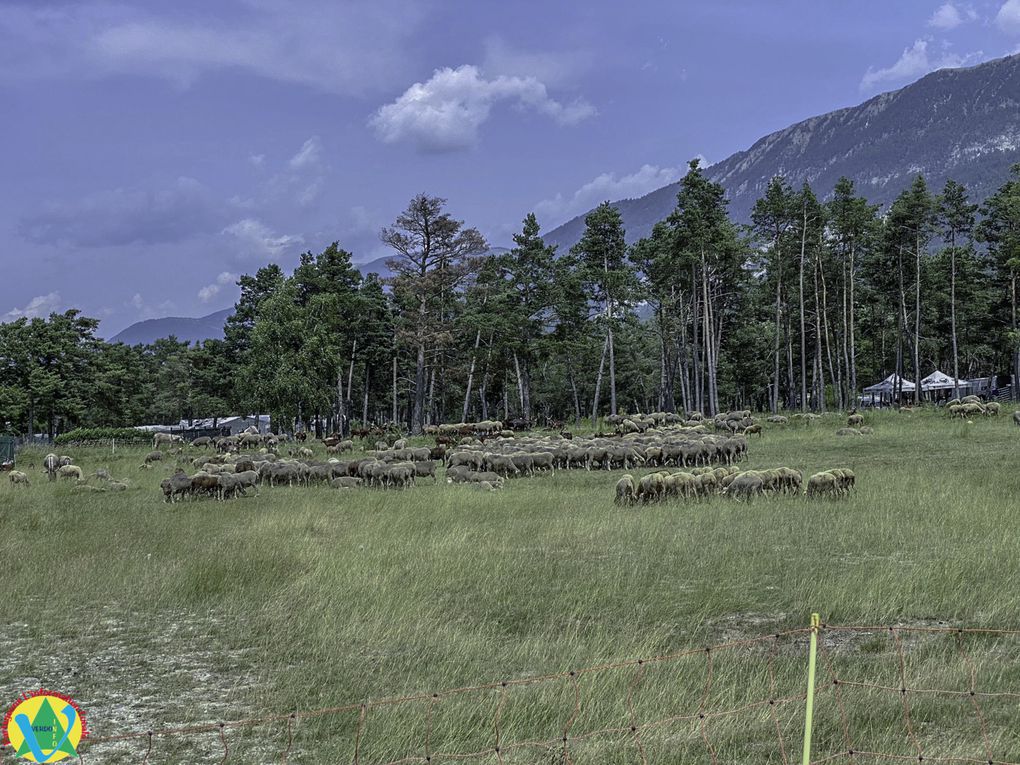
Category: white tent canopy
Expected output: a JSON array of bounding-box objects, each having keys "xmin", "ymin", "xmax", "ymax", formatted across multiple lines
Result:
[
  {"xmin": 863, "ymin": 373, "xmax": 916, "ymax": 393},
  {"xmin": 919, "ymin": 370, "xmax": 967, "ymax": 391}
]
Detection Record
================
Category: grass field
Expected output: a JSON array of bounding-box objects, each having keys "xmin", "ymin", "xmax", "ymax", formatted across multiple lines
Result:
[{"xmin": 2, "ymin": 410, "xmax": 1020, "ymax": 763}]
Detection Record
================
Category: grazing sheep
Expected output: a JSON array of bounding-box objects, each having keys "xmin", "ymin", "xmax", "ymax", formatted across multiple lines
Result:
[
  {"xmin": 393, "ymin": 438, "xmax": 407, "ymax": 450},
  {"xmin": 56, "ymin": 464, "xmax": 83, "ymax": 481},
  {"xmin": 1014, "ymin": 411, "xmax": 1020, "ymax": 427},
  {"xmin": 43, "ymin": 453, "xmax": 59, "ymax": 481},
  {"xmin": 766, "ymin": 415, "xmax": 788, "ymax": 425},
  {"xmin": 108, "ymin": 480, "xmax": 128, "ymax": 492},
  {"xmin": 144, "ymin": 450, "xmax": 163, "ymax": 464},
  {"xmin": 9, "ymin": 470, "xmax": 29, "ymax": 486},
  {"xmin": 153, "ymin": 432, "xmax": 183, "ymax": 450},
  {"xmin": 161, "ymin": 472, "xmax": 193, "ymax": 502},
  {"xmin": 190, "ymin": 436, "xmax": 212, "ymax": 448},
  {"xmin": 614, "ymin": 474, "xmax": 637, "ymax": 506},
  {"xmin": 473, "ymin": 480, "xmax": 499, "ymax": 492},
  {"xmin": 847, "ymin": 414, "xmax": 864, "ymax": 427},
  {"xmin": 835, "ymin": 428, "xmax": 862, "ymax": 437},
  {"xmin": 724, "ymin": 471, "xmax": 764, "ymax": 501},
  {"xmin": 806, "ymin": 471, "xmax": 840, "ymax": 498},
  {"xmin": 985, "ymin": 401, "xmax": 1001, "ymax": 416},
  {"xmin": 743, "ymin": 424, "xmax": 763, "ymax": 438},
  {"xmin": 94, "ymin": 468, "xmax": 112, "ymax": 482},
  {"xmin": 330, "ymin": 476, "xmax": 363, "ymax": 489}
]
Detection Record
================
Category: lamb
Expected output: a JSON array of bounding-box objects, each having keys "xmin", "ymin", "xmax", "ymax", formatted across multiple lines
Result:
[
  {"xmin": 330, "ymin": 476, "xmax": 363, "ymax": 489},
  {"xmin": 9, "ymin": 470, "xmax": 29, "ymax": 486}
]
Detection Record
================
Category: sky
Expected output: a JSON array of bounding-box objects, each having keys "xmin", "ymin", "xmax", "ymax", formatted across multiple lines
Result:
[{"xmin": 2, "ymin": 0, "xmax": 1019, "ymax": 336}]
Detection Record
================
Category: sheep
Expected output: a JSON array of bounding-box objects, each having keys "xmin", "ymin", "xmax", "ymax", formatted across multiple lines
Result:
[
  {"xmin": 386, "ymin": 464, "xmax": 416, "ymax": 489},
  {"xmin": 393, "ymin": 438, "xmax": 407, "ymax": 450},
  {"xmin": 43, "ymin": 453, "xmax": 59, "ymax": 481},
  {"xmin": 144, "ymin": 450, "xmax": 163, "ymax": 464},
  {"xmin": 9, "ymin": 470, "xmax": 29, "ymax": 486},
  {"xmin": 234, "ymin": 470, "xmax": 259, "ymax": 496},
  {"xmin": 473, "ymin": 480, "xmax": 499, "ymax": 492},
  {"xmin": 743, "ymin": 424, "xmax": 763, "ymax": 438},
  {"xmin": 413, "ymin": 461, "xmax": 437, "ymax": 483},
  {"xmin": 847, "ymin": 414, "xmax": 864, "ymax": 427},
  {"xmin": 58, "ymin": 455, "xmax": 74, "ymax": 467},
  {"xmin": 637, "ymin": 473, "xmax": 664, "ymax": 503},
  {"xmin": 217, "ymin": 473, "xmax": 242, "ymax": 500},
  {"xmin": 161, "ymin": 472, "xmax": 193, "ymax": 502},
  {"xmin": 985, "ymin": 401, "xmax": 1001, "ymax": 416},
  {"xmin": 835, "ymin": 428, "xmax": 862, "ymax": 437},
  {"xmin": 153, "ymin": 432, "xmax": 183, "ymax": 450},
  {"xmin": 766, "ymin": 415, "xmax": 788, "ymax": 425},
  {"xmin": 330, "ymin": 476, "xmax": 363, "ymax": 489},
  {"xmin": 806, "ymin": 471, "xmax": 840, "ymax": 498},
  {"xmin": 108, "ymin": 480, "xmax": 128, "ymax": 492},
  {"xmin": 190, "ymin": 436, "xmax": 212, "ymax": 448},
  {"xmin": 723, "ymin": 471, "xmax": 764, "ymax": 501},
  {"xmin": 1014, "ymin": 411, "xmax": 1020, "ymax": 427},
  {"xmin": 56, "ymin": 464, "xmax": 83, "ymax": 481},
  {"xmin": 190, "ymin": 472, "xmax": 220, "ymax": 498},
  {"xmin": 485, "ymin": 454, "xmax": 521, "ymax": 477},
  {"xmin": 614, "ymin": 474, "xmax": 637, "ymax": 506},
  {"xmin": 94, "ymin": 468, "xmax": 112, "ymax": 482}
]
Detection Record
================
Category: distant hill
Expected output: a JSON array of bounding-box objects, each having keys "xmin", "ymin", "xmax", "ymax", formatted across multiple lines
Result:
[
  {"xmin": 545, "ymin": 53, "xmax": 1020, "ymax": 250},
  {"xmin": 110, "ymin": 249, "xmax": 510, "ymax": 345},
  {"xmin": 110, "ymin": 308, "xmax": 233, "ymax": 346}
]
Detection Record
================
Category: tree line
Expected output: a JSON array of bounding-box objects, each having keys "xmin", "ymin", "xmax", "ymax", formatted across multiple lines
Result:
[{"xmin": 3, "ymin": 160, "xmax": 1020, "ymax": 438}]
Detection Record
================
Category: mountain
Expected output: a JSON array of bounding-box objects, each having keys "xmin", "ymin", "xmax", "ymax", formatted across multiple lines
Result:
[
  {"xmin": 110, "ymin": 248, "xmax": 511, "ymax": 345},
  {"xmin": 110, "ymin": 308, "xmax": 233, "ymax": 346},
  {"xmin": 544, "ymin": 53, "xmax": 1020, "ymax": 251}
]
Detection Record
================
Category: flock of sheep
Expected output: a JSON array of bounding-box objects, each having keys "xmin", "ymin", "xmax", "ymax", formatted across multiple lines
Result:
[
  {"xmin": 15, "ymin": 399, "xmax": 1017, "ymax": 504},
  {"xmin": 614, "ymin": 465, "xmax": 855, "ymax": 504}
]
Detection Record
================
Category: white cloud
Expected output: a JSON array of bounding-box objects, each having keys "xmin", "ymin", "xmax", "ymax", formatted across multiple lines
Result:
[
  {"xmin": 3, "ymin": 292, "xmax": 61, "ymax": 321},
  {"xmin": 223, "ymin": 218, "xmax": 304, "ymax": 260},
  {"xmin": 535, "ymin": 164, "xmax": 684, "ymax": 224},
  {"xmin": 860, "ymin": 39, "xmax": 982, "ymax": 90},
  {"xmin": 928, "ymin": 3, "xmax": 973, "ymax": 29},
  {"xmin": 125, "ymin": 292, "xmax": 176, "ymax": 320},
  {"xmin": 198, "ymin": 271, "xmax": 239, "ymax": 303},
  {"xmin": 249, "ymin": 153, "xmax": 265, "ymax": 168},
  {"xmin": 128, "ymin": 293, "xmax": 144, "ymax": 311},
  {"xmin": 288, "ymin": 136, "xmax": 322, "ymax": 170},
  {"xmin": 370, "ymin": 65, "xmax": 596, "ymax": 152},
  {"xmin": 197, "ymin": 284, "xmax": 220, "ymax": 303},
  {"xmin": 0, "ymin": 1, "xmax": 422, "ymax": 94},
  {"xmin": 997, "ymin": 0, "xmax": 1020, "ymax": 32}
]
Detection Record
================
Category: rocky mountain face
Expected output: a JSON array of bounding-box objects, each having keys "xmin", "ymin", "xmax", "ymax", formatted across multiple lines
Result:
[{"xmin": 545, "ymin": 53, "xmax": 1020, "ymax": 250}]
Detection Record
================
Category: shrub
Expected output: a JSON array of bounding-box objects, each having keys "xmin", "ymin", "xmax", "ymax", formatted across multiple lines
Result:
[{"xmin": 54, "ymin": 427, "xmax": 153, "ymax": 446}]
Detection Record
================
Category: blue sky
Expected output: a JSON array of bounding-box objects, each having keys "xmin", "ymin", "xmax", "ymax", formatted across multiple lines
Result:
[{"xmin": 2, "ymin": 0, "xmax": 1018, "ymax": 336}]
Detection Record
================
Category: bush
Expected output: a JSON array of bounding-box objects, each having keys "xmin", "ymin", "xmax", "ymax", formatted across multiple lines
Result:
[{"xmin": 54, "ymin": 427, "xmax": 152, "ymax": 446}]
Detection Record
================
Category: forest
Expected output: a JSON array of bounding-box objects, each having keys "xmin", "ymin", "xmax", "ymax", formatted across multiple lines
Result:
[{"xmin": 2, "ymin": 160, "xmax": 1019, "ymax": 438}]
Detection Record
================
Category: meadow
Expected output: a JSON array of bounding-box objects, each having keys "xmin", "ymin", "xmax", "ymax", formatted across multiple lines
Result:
[{"xmin": 2, "ymin": 410, "xmax": 1020, "ymax": 763}]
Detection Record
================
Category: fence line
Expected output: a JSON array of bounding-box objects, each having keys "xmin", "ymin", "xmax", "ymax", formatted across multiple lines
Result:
[{"xmin": 11, "ymin": 620, "xmax": 1020, "ymax": 763}]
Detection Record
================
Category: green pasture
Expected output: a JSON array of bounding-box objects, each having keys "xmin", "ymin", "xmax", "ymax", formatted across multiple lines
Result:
[{"xmin": 2, "ymin": 409, "xmax": 1020, "ymax": 762}]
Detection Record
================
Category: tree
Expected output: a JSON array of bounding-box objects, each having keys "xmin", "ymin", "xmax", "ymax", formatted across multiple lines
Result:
[
  {"xmin": 978, "ymin": 164, "xmax": 1020, "ymax": 399},
  {"xmin": 936, "ymin": 179, "xmax": 977, "ymax": 398},
  {"xmin": 752, "ymin": 177, "xmax": 797, "ymax": 412},
  {"xmin": 382, "ymin": 194, "xmax": 487, "ymax": 432},
  {"xmin": 668, "ymin": 159, "xmax": 745, "ymax": 415},
  {"xmin": 571, "ymin": 202, "xmax": 635, "ymax": 418}
]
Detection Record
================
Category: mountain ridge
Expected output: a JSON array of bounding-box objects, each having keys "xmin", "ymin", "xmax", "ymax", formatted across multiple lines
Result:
[{"xmin": 544, "ymin": 53, "xmax": 1020, "ymax": 251}]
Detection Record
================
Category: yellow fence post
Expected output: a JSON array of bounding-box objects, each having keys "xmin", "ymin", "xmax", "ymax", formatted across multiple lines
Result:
[{"xmin": 801, "ymin": 613, "xmax": 820, "ymax": 765}]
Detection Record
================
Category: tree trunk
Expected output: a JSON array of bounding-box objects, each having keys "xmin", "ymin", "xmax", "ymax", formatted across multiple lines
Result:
[
  {"xmin": 849, "ymin": 241, "xmax": 858, "ymax": 398},
  {"xmin": 463, "ymin": 329, "xmax": 482, "ymax": 422},
  {"xmin": 607, "ymin": 325, "xmax": 618, "ymax": 416},
  {"xmin": 426, "ymin": 363, "xmax": 437, "ymax": 427},
  {"xmin": 772, "ymin": 266, "xmax": 783, "ymax": 413},
  {"xmin": 591, "ymin": 334, "xmax": 609, "ymax": 422},
  {"xmin": 913, "ymin": 233, "xmax": 922, "ymax": 406},
  {"xmin": 513, "ymin": 350, "xmax": 526, "ymax": 416},
  {"xmin": 392, "ymin": 356, "xmax": 398, "ymax": 425},
  {"xmin": 362, "ymin": 366, "xmax": 369, "ymax": 424},
  {"xmin": 950, "ymin": 244, "xmax": 960, "ymax": 398},
  {"xmin": 799, "ymin": 205, "xmax": 808, "ymax": 412},
  {"xmin": 567, "ymin": 360, "xmax": 582, "ymax": 425}
]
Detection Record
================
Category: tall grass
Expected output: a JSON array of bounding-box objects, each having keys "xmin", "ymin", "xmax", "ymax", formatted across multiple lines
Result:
[{"xmin": 2, "ymin": 409, "xmax": 1019, "ymax": 762}]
